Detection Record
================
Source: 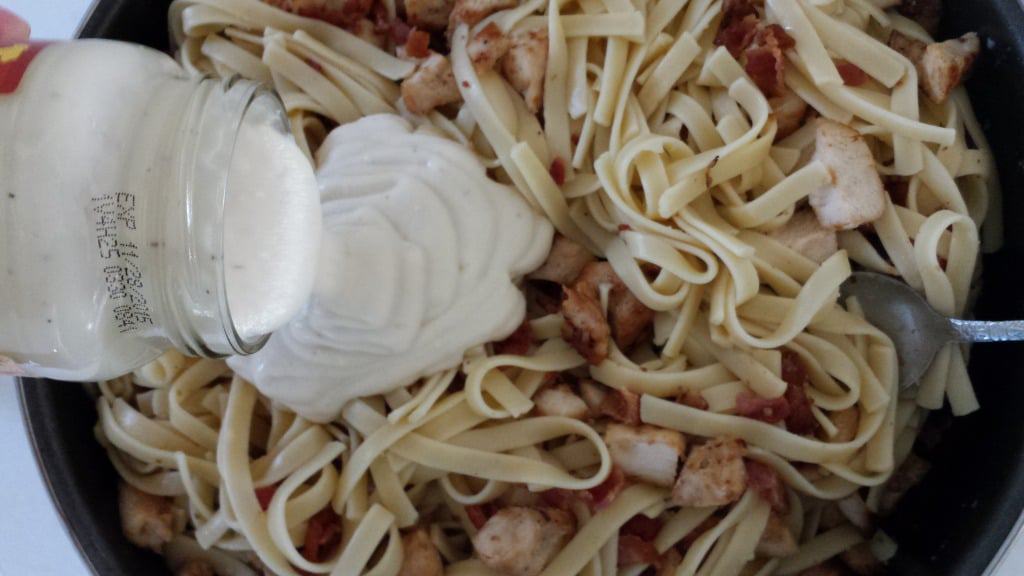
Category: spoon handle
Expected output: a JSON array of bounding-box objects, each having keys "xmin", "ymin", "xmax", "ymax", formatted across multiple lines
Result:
[{"xmin": 949, "ymin": 319, "xmax": 1024, "ymax": 342}]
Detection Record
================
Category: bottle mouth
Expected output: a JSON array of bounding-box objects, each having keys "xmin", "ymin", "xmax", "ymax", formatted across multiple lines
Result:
[{"xmin": 173, "ymin": 75, "xmax": 293, "ymax": 358}]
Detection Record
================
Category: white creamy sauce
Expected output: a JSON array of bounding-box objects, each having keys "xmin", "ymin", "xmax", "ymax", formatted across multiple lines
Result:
[
  {"xmin": 223, "ymin": 116, "xmax": 321, "ymax": 341},
  {"xmin": 229, "ymin": 115, "xmax": 553, "ymax": 422}
]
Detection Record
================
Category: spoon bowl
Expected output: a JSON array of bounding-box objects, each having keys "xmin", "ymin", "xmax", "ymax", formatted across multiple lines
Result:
[{"xmin": 841, "ymin": 272, "xmax": 1024, "ymax": 389}]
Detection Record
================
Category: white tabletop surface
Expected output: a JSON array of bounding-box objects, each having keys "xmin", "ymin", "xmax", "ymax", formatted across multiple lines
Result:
[{"xmin": 2, "ymin": 1, "xmax": 1024, "ymax": 575}]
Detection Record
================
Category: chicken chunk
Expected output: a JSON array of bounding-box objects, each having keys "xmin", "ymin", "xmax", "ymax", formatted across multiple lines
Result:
[
  {"xmin": 672, "ymin": 438, "xmax": 748, "ymax": 507},
  {"xmin": 119, "ymin": 483, "xmax": 177, "ymax": 553},
  {"xmin": 890, "ymin": 31, "xmax": 980, "ymax": 103},
  {"xmin": 840, "ymin": 542, "xmax": 885, "ymax": 576},
  {"xmin": 405, "ymin": 0, "xmax": 455, "ymax": 30},
  {"xmin": 176, "ymin": 561, "xmax": 215, "ymax": 576},
  {"xmin": 574, "ymin": 262, "xmax": 656, "ymax": 352},
  {"xmin": 400, "ymin": 527, "xmax": 444, "ymax": 576},
  {"xmin": 605, "ymin": 424, "xmax": 687, "ymax": 487},
  {"xmin": 768, "ymin": 210, "xmax": 839, "ymax": 264},
  {"xmin": 449, "ymin": 0, "xmax": 518, "ymax": 30},
  {"xmin": 769, "ymin": 91, "xmax": 808, "ymax": 141},
  {"xmin": 756, "ymin": 512, "xmax": 798, "ymax": 557},
  {"xmin": 919, "ymin": 33, "xmax": 980, "ymax": 103},
  {"xmin": 534, "ymin": 384, "xmax": 589, "ymax": 419},
  {"xmin": 580, "ymin": 379, "xmax": 608, "ymax": 416},
  {"xmin": 831, "ymin": 406, "xmax": 859, "ymax": 443},
  {"xmin": 502, "ymin": 28, "xmax": 549, "ymax": 113},
  {"xmin": 529, "ymin": 235, "xmax": 595, "ymax": 285},
  {"xmin": 401, "ymin": 52, "xmax": 463, "ymax": 115},
  {"xmin": 473, "ymin": 507, "xmax": 576, "ymax": 576},
  {"xmin": 598, "ymin": 388, "xmax": 642, "ymax": 425},
  {"xmin": 810, "ymin": 119, "xmax": 886, "ymax": 230},
  {"xmin": 561, "ymin": 284, "xmax": 611, "ymax": 364},
  {"xmin": 469, "ymin": 22, "xmax": 512, "ymax": 73}
]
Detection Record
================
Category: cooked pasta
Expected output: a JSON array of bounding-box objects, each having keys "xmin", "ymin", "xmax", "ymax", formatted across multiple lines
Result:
[{"xmin": 97, "ymin": 0, "xmax": 996, "ymax": 574}]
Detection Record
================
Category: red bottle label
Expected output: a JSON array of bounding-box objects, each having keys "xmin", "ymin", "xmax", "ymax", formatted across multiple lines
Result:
[{"xmin": 0, "ymin": 42, "xmax": 51, "ymax": 95}]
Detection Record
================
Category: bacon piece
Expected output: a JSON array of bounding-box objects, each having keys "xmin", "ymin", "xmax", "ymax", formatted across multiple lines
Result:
[
  {"xmin": 530, "ymin": 235, "xmax": 595, "ymax": 285},
  {"xmin": 534, "ymin": 384, "xmax": 589, "ymax": 419},
  {"xmin": 473, "ymin": 507, "xmax": 576, "ymax": 576},
  {"xmin": 400, "ymin": 527, "xmax": 444, "ymax": 576},
  {"xmin": 468, "ymin": 22, "xmax": 511, "ymax": 72},
  {"xmin": 618, "ymin": 534, "xmax": 661, "ymax": 567},
  {"xmin": 118, "ymin": 483, "xmax": 177, "ymax": 553},
  {"xmin": 744, "ymin": 24, "xmax": 794, "ymax": 97},
  {"xmin": 388, "ymin": 16, "xmax": 414, "ymax": 44},
  {"xmin": 599, "ymin": 388, "xmax": 642, "ymax": 425},
  {"xmin": 715, "ymin": 13, "xmax": 759, "ymax": 58},
  {"xmin": 745, "ymin": 460, "xmax": 789, "ymax": 513},
  {"xmin": 836, "ymin": 59, "xmax": 868, "ymax": 86},
  {"xmin": 735, "ymin": 390, "xmax": 791, "ymax": 424},
  {"xmin": 502, "ymin": 28, "xmax": 549, "ymax": 113},
  {"xmin": 587, "ymin": 465, "xmax": 628, "ymax": 510},
  {"xmin": 405, "ymin": 29, "xmax": 432, "ymax": 58},
  {"xmin": 781, "ymin": 351, "xmax": 818, "ymax": 435},
  {"xmin": 255, "ymin": 484, "xmax": 279, "ymax": 511},
  {"xmin": 494, "ymin": 320, "xmax": 534, "ymax": 355},
  {"xmin": 302, "ymin": 508, "xmax": 343, "ymax": 563},
  {"xmin": 466, "ymin": 502, "xmax": 500, "ymax": 529},
  {"xmin": 896, "ymin": 0, "xmax": 942, "ymax": 36},
  {"xmin": 745, "ymin": 47, "xmax": 784, "ymax": 97},
  {"xmin": 401, "ymin": 52, "xmax": 462, "ymax": 114},
  {"xmin": 672, "ymin": 438, "xmax": 748, "ymax": 507},
  {"xmin": 540, "ymin": 467, "xmax": 627, "ymax": 513},
  {"xmin": 549, "ymin": 157, "xmax": 567, "ymax": 186},
  {"xmin": 621, "ymin": 514, "xmax": 663, "ymax": 541},
  {"xmin": 405, "ymin": 0, "xmax": 455, "ymax": 30}
]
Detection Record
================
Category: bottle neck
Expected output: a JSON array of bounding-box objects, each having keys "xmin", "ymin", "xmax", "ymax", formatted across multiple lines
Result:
[{"xmin": 149, "ymin": 76, "xmax": 287, "ymax": 358}]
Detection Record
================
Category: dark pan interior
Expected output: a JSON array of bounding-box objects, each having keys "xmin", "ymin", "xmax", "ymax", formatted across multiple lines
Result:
[{"xmin": 18, "ymin": 0, "xmax": 1024, "ymax": 574}]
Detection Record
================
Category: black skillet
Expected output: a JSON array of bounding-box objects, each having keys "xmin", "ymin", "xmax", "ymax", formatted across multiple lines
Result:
[{"xmin": 17, "ymin": 0, "xmax": 1024, "ymax": 574}]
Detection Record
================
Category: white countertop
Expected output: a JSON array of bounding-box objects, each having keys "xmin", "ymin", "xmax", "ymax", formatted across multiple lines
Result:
[{"xmin": 2, "ymin": 1, "xmax": 1024, "ymax": 575}]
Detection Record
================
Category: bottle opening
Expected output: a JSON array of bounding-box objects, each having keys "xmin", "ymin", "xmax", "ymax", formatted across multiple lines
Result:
[{"xmin": 221, "ymin": 83, "xmax": 322, "ymax": 353}]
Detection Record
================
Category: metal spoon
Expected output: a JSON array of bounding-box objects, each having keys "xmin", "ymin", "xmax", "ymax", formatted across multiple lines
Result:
[{"xmin": 839, "ymin": 272, "xmax": 1024, "ymax": 389}]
